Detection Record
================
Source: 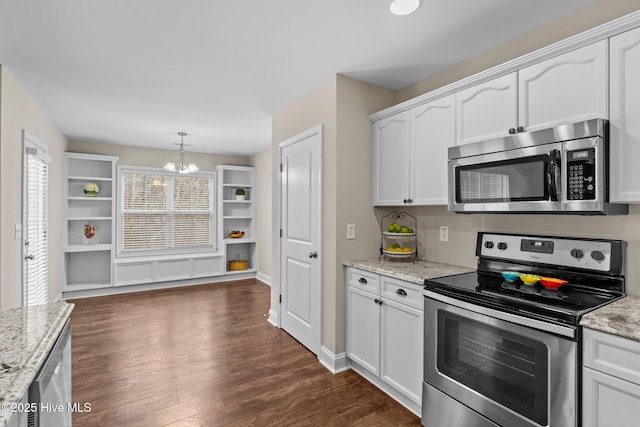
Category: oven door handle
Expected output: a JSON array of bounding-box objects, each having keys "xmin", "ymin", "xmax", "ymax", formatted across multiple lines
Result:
[
  {"xmin": 548, "ymin": 149, "xmax": 561, "ymax": 201},
  {"xmin": 423, "ymin": 289, "xmax": 577, "ymax": 339}
]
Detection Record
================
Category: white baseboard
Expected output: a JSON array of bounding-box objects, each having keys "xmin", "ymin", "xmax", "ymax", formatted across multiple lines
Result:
[
  {"xmin": 267, "ymin": 308, "xmax": 278, "ymax": 327},
  {"xmin": 53, "ymin": 292, "xmax": 64, "ymax": 302},
  {"xmin": 318, "ymin": 346, "xmax": 350, "ymax": 374},
  {"xmin": 62, "ymin": 274, "xmax": 257, "ymax": 300},
  {"xmin": 256, "ymin": 271, "xmax": 272, "ymax": 286}
]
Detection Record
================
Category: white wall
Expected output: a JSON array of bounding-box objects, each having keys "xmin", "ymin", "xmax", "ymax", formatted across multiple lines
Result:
[
  {"xmin": 250, "ymin": 147, "xmax": 273, "ymax": 281},
  {"xmin": 0, "ymin": 66, "xmax": 68, "ymax": 308}
]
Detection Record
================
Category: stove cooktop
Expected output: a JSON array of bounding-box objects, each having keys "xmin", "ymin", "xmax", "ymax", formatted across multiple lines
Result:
[{"xmin": 424, "ymin": 271, "xmax": 622, "ymax": 326}]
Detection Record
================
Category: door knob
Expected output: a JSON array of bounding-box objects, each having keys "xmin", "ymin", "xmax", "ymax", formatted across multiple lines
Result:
[
  {"xmin": 308, "ymin": 251, "xmax": 318, "ymax": 259},
  {"xmin": 25, "ymin": 254, "xmax": 35, "ymax": 260}
]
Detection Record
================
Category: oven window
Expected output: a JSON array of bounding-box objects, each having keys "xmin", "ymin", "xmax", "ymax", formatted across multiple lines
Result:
[
  {"xmin": 437, "ymin": 311, "xmax": 548, "ymax": 425},
  {"xmin": 456, "ymin": 155, "xmax": 548, "ymax": 203}
]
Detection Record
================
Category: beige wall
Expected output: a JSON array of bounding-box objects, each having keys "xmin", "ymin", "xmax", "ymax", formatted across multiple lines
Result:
[
  {"xmin": 250, "ymin": 147, "xmax": 273, "ymax": 280},
  {"xmin": 68, "ymin": 140, "xmax": 251, "ymax": 169},
  {"xmin": 398, "ymin": 0, "xmax": 640, "ymax": 102},
  {"xmin": 0, "ymin": 67, "xmax": 68, "ymax": 309},
  {"xmin": 271, "ymin": 75, "xmax": 396, "ymax": 354},
  {"xmin": 388, "ymin": 205, "xmax": 640, "ymax": 296}
]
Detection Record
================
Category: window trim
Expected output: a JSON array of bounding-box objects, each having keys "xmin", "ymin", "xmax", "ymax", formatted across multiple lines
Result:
[{"xmin": 116, "ymin": 165, "xmax": 219, "ymax": 258}]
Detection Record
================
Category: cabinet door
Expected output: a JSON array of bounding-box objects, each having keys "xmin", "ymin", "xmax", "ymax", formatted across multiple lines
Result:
[
  {"xmin": 410, "ymin": 94, "xmax": 455, "ymax": 205},
  {"xmin": 346, "ymin": 285, "xmax": 381, "ymax": 375},
  {"xmin": 373, "ymin": 111, "xmax": 411, "ymax": 205},
  {"xmin": 583, "ymin": 366, "xmax": 640, "ymax": 427},
  {"xmin": 456, "ymin": 73, "xmax": 518, "ymax": 145},
  {"xmin": 610, "ymin": 27, "xmax": 640, "ymax": 202},
  {"xmin": 519, "ymin": 40, "xmax": 608, "ymax": 132},
  {"xmin": 380, "ymin": 298, "xmax": 423, "ymax": 404}
]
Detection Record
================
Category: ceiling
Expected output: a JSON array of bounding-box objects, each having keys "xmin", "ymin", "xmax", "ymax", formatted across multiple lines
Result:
[{"xmin": 0, "ymin": 0, "xmax": 594, "ymax": 156}]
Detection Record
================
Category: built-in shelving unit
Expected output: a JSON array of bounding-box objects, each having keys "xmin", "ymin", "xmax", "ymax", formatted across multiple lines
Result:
[
  {"xmin": 62, "ymin": 153, "xmax": 118, "ymax": 291},
  {"xmin": 217, "ymin": 165, "xmax": 257, "ymax": 275}
]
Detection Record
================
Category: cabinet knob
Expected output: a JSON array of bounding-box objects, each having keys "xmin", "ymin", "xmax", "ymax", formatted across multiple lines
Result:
[
  {"xmin": 403, "ymin": 199, "xmax": 408, "ymax": 204},
  {"xmin": 517, "ymin": 126, "xmax": 525, "ymax": 133},
  {"xmin": 308, "ymin": 251, "xmax": 318, "ymax": 259},
  {"xmin": 407, "ymin": 198, "xmax": 413, "ymax": 204},
  {"xmin": 396, "ymin": 288, "xmax": 407, "ymax": 296},
  {"xmin": 508, "ymin": 128, "xmax": 516, "ymax": 134},
  {"xmin": 358, "ymin": 277, "xmax": 368, "ymax": 284}
]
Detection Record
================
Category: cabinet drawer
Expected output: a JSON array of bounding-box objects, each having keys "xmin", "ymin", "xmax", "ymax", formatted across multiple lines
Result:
[
  {"xmin": 583, "ymin": 328, "xmax": 640, "ymax": 385},
  {"xmin": 381, "ymin": 276, "xmax": 423, "ymax": 310},
  {"xmin": 346, "ymin": 268, "xmax": 380, "ymax": 294}
]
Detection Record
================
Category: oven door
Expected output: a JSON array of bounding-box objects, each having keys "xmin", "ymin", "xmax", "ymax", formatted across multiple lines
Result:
[
  {"xmin": 423, "ymin": 295, "xmax": 577, "ymax": 427},
  {"xmin": 448, "ymin": 142, "xmax": 562, "ymax": 213}
]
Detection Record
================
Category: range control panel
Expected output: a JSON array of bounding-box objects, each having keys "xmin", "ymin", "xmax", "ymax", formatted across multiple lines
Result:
[{"xmin": 479, "ymin": 233, "xmax": 612, "ymax": 272}]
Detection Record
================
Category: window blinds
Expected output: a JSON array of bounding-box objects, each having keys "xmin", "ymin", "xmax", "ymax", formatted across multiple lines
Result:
[
  {"xmin": 119, "ymin": 170, "xmax": 216, "ymax": 253},
  {"xmin": 23, "ymin": 141, "xmax": 48, "ymax": 306}
]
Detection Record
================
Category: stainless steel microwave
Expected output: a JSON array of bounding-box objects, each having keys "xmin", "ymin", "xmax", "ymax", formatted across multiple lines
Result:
[{"xmin": 448, "ymin": 119, "xmax": 628, "ymax": 215}]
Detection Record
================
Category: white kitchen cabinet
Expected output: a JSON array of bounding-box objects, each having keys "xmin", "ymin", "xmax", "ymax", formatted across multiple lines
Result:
[
  {"xmin": 380, "ymin": 293, "xmax": 423, "ymax": 404},
  {"xmin": 456, "ymin": 41, "xmax": 607, "ymax": 145},
  {"xmin": 373, "ymin": 111, "xmax": 411, "ymax": 205},
  {"xmin": 456, "ymin": 73, "xmax": 518, "ymax": 145},
  {"xmin": 609, "ymin": 27, "xmax": 640, "ymax": 202},
  {"xmin": 582, "ymin": 328, "xmax": 640, "ymax": 427},
  {"xmin": 373, "ymin": 95, "xmax": 455, "ymax": 206},
  {"xmin": 345, "ymin": 268, "xmax": 423, "ymax": 415},
  {"xmin": 519, "ymin": 40, "xmax": 608, "ymax": 132},
  {"xmin": 346, "ymin": 284, "xmax": 381, "ymax": 376},
  {"xmin": 63, "ymin": 153, "xmax": 118, "ymax": 291},
  {"xmin": 411, "ymin": 94, "xmax": 456, "ymax": 205}
]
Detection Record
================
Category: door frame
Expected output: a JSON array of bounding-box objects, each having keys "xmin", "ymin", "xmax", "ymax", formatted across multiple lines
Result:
[{"xmin": 277, "ymin": 124, "xmax": 323, "ymax": 351}]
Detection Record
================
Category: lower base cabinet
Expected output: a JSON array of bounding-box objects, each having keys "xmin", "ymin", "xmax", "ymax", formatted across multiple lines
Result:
[
  {"xmin": 345, "ymin": 267, "xmax": 423, "ymax": 415},
  {"xmin": 582, "ymin": 328, "xmax": 640, "ymax": 427}
]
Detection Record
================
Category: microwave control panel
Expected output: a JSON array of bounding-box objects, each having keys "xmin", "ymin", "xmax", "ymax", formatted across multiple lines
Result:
[{"xmin": 567, "ymin": 148, "xmax": 595, "ymax": 200}]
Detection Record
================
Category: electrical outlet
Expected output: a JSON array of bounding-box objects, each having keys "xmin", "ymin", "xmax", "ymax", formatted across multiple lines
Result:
[
  {"xmin": 347, "ymin": 224, "xmax": 356, "ymax": 240},
  {"xmin": 440, "ymin": 226, "xmax": 449, "ymax": 242}
]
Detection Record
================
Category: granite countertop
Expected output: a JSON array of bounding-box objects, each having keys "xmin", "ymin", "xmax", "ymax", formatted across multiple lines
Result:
[
  {"xmin": 580, "ymin": 295, "xmax": 640, "ymax": 342},
  {"xmin": 344, "ymin": 258, "xmax": 474, "ymax": 285},
  {"xmin": 0, "ymin": 301, "xmax": 74, "ymax": 426}
]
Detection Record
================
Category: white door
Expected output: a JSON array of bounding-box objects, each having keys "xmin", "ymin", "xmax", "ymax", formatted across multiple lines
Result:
[
  {"xmin": 22, "ymin": 132, "xmax": 49, "ymax": 306},
  {"xmin": 346, "ymin": 285, "xmax": 380, "ymax": 375},
  {"xmin": 280, "ymin": 125, "xmax": 323, "ymax": 355}
]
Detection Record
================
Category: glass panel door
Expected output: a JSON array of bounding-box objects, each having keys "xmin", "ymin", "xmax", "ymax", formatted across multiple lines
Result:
[{"xmin": 437, "ymin": 311, "xmax": 549, "ymax": 425}]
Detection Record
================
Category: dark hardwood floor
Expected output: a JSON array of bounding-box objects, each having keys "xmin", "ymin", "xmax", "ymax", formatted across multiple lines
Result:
[{"xmin": 69, "ymin": 279, "xmax": 422, "ymax": 426}]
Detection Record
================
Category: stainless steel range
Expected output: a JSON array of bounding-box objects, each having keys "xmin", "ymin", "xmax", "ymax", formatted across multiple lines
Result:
[{"xmin": 422, "ymin": 232, "xmax": 626, "ymax": 427}]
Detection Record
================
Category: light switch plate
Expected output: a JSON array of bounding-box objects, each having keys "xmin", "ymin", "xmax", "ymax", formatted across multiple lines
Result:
[
  {"xmin": 347, "ymin": 224, "xmax": 356, "ymax": 240},
  {"xmin": 440, "ymin": 226, "xmax": 449, "ymax": 242}
]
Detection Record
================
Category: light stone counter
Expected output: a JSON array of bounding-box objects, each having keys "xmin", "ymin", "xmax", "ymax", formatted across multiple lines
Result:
[
  {"xmin": 0, "ymin": 301, "xmax": 74, "ymax": 426},
  {"xmin": 344, "ymin": 258, "xmax": 474, "ymax": 285},
  {"xmin": 580, "ymin": 295, "xmax": 640, "ymax": 342}
]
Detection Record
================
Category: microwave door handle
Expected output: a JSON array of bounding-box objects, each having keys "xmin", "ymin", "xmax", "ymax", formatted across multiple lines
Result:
[{"xmin": 548, "ymin": 149, "xmax": 561, "ymax": 201}]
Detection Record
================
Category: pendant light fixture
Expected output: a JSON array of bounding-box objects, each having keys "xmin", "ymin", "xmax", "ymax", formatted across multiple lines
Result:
[
  {"xmin": 163, "ymin": 132, "xmax": 199, "ymax": 174},
  {"xmin": 390, "ymin": 0, "xmax": 421, "ymax": 16}
]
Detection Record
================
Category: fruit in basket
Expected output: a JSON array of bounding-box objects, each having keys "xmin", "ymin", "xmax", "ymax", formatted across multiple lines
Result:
[
  {"xmin": 386, "ymin": 246, "xmax": 394, "ymax": 252},
  {"xmin": 392, "ymin": 243, "xmax": 401, "ymax": 249},
  {"xmin": 229, "ymin": 230, "xmax": 245, "ymax": 238},
  {"xmin": 402, "ymin": 247, "xmax": 412, "ymax": 252}
]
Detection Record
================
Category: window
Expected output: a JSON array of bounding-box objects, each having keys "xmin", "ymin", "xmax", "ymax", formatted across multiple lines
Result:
[
  {"xmin": 23, "ymin": 133, "xmax": 49, "ymax": 306},
  {"xmin": 118, "ymin": 167, "xmax": 217, "ymax": 255}
]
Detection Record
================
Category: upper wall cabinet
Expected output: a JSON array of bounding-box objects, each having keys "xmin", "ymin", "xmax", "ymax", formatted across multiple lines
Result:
[
  {"xmin": 610, "ymin": 27, "xmax": 640, "ymax": 203},
  {"xmin": 456, "ymin": 73, "xmax": 518, "ymax": 145},
  {"xmin": 519, "ymin": 40, "xmax": 608, "ymax": 132},
  {"xmin": 373, "ymin": 111, "xmax": 411, "ymax": 205},
  {"xmin": 455, "ymin": 41, "xmax": 608, "ymax": 145},
  {"xmin": 373, "ymin": 95, "xmax": 455, "ymax": 206}
]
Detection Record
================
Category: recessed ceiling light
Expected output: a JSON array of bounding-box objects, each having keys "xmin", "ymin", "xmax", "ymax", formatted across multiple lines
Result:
[{"xmin": 390, "ymin": 0, "xmax": 421, "ymax": 16}]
